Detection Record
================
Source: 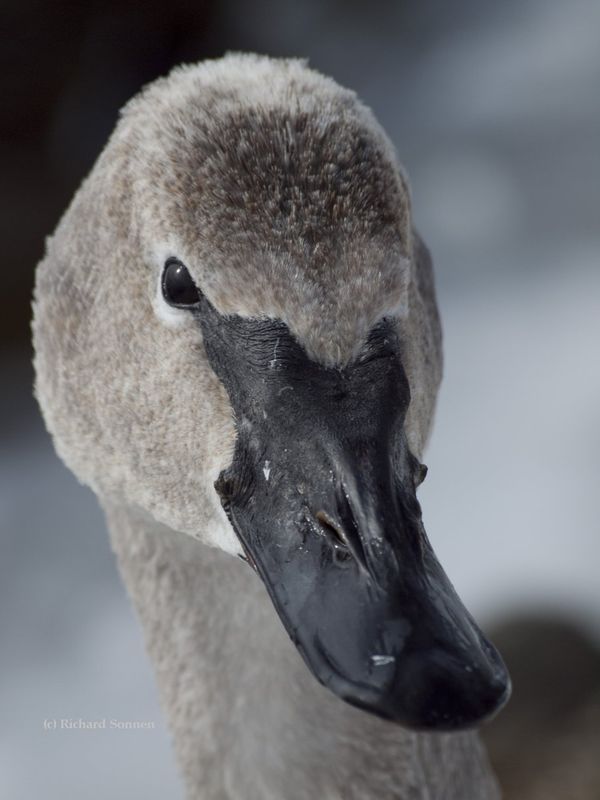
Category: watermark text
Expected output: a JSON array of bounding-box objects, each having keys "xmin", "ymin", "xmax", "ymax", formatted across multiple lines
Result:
[{"xmin": 42, "ymin": 718, "xmax": 156, "ymax": 731}]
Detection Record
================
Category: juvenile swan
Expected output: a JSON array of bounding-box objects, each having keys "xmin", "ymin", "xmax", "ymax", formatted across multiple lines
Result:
[{"xmin": 33, "ymin": 54, "xmax": 509, "ymax": 799}]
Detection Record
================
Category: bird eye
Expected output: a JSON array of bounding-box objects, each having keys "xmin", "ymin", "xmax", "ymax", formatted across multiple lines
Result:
[{"xmin": 161, "ymin": 258, "xmax": 201, "ymax": 308}]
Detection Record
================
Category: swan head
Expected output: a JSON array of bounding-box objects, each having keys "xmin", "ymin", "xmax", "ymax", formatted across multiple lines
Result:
[{"xmin": 33, "ymin": 54, "xmax": 509, "ymax": 731}]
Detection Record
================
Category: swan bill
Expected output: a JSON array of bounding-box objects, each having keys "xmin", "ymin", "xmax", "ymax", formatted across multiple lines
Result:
[{"xmin": 199, "ymin": 296, "xmax": 511, "ymax": 731}]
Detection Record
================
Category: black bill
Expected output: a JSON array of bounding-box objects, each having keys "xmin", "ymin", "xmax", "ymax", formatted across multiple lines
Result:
[{"xmin": 198, "ymin": 296, "xmax": 510, "ymax": 731}]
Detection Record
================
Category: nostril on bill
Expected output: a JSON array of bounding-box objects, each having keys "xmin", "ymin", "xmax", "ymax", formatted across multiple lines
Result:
[
  {"xmin": 315, "ymin": 510, "xmax": 346, "ymax": 546},
  {"xmin": 315, "ymin": 511, "xmax": 352, "ymax": 562}
]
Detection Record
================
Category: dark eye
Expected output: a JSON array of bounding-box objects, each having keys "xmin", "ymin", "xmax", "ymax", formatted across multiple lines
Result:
[{"xmin": 162, "ymin": 258, "xmax": 201, "ymax": 307}]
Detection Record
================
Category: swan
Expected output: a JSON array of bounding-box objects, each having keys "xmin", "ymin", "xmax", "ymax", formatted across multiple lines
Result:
[{"xmin": 32, "ymin": 54, "xmax": 510, "ymax": 799}]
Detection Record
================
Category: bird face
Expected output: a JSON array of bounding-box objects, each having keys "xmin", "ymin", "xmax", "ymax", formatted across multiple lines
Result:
[{"xmin": 34, "ymin": 56, "xmax": 510, "ymax": 732}]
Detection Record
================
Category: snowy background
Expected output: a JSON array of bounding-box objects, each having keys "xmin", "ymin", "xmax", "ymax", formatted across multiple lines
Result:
[{"xmin": 2, "ymin": 0, "xmax": 599, "ymax": 797}]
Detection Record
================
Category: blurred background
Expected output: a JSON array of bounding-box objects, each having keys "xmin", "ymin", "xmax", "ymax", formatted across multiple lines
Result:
[{"xmin": 2, "ymin": 0, "xmax": 599, "ymax": 797}]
